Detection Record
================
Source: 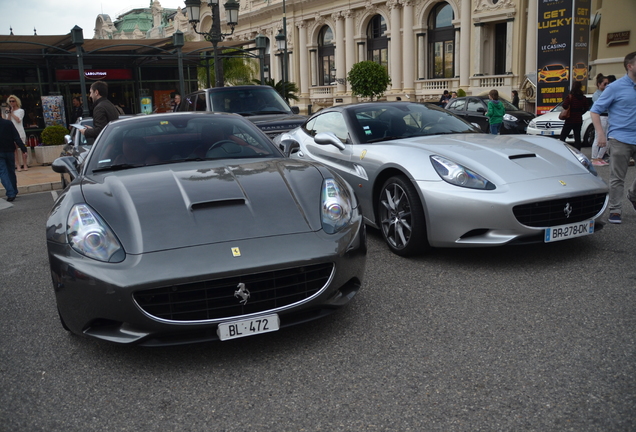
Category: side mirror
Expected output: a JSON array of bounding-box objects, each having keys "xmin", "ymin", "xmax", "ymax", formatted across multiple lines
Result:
[
  {"xmin": 51, "ymin": 156, "xmax": 79, "ymax": 181},
  {"xmin": 476, "ymin": 107, "xmax": 486, "ymax": 113},
  {"xmin": 314, "ymin": 132, "xmax": 346, "ymax": 151},
  {"xmin": 64, "ymin": 134, "xmax": 72, "ymax": 145},
  {"xmin": 291, "ymin": 106, "xmax": 300, "ymax": 114},
  {"xmin": 279, "ymin": 139, "xmax": 300, "ymax": 157}
]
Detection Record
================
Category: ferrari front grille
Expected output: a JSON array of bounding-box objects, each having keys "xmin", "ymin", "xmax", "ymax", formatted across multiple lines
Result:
[
  {"xmin": 513, "ymin": 193, "xmax": 607, "ymax": 227},
  {"xmin": 133, "ymin": 263, "xmax": 334, "ymax": 322}
]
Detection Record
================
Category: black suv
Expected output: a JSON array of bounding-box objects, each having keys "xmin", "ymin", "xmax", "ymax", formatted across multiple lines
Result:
[
  {"xmin": 445, "ymin": 96, "xmax": 534, "ymax": 134},
  {"xmin": 180, "ymin": 85, "xmax": 306, "ymax": 139}
]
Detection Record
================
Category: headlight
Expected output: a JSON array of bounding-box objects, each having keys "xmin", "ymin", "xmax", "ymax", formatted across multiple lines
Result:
[
  {"xmin": 67, "ymin": 204, "xmax": 125, "ymax": 262},
  {"xmin": 529, "ymin": 120, "xmax": 536, "ymax": 128},
  {"xmin": 321, "ymin": 178, "xmax": 353, "ymax": 234},
  {"xmin": 431, "ymin": 155, "xmax": 496, "ymax": 190},
  {"xmin": 565, "ymin": 144, "xmax": 598, "ymax": 176},
  {"xmin": 503, "ymin": 114, "xmax": 518, "ymax": 122}
]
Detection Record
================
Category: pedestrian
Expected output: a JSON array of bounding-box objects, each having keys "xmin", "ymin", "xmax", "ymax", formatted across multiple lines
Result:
[
  {"xmin": 485, "ymin": 89, "xmax": 505, "ymax": 135},
  {"xmin": 171, "ymin": 92, "xmax": 182, "ymax": 112},
  {"xmin": 80, "ymin": 81, "xmax": 120, "ymax": 139},
  {"xmin": 590, "ymin": 51, "xmax": 636, "ymax": 225},
  {"xmin": 0, "ymin": 116, "xmax": 28, "ymax": 202},
  {"xmin": 446, "ymin": 91, "xmax": 458, "ymax": 107},
  {"xmin": 511, "ymin": 90, "xmax": 520, "ymax": 109},
  {"xmin": 70, "ymin": 96, "xmax": 83, "ymax": 124},
  {"xmin": 559, "ymin": 81, "xmax": 589, "ymax": 150},
  {"xmin": 439, "ymin": 90, "xmax": 451, "ymax": 107},
  {"xmin": 4, "ymin": 95, "xmax": 28, "ymax": 171},
  {"xmin": 590, "ymin": 73, "xmax": 610, "ymax": 166}
]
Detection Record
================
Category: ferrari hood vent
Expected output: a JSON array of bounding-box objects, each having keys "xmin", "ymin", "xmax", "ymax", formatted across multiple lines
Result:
[{"xmin": 509, "ymin": 153, "xmax": 537, "ymax": 160}]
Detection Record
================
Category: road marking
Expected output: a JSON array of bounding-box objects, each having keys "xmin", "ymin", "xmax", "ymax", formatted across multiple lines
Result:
[{"xmin": 51, "ymin": 191, "xmax": 58, "ymax": 201}]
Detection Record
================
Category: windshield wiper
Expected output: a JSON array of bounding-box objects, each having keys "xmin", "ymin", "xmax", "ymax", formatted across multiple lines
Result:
[
  {"xmin": 251, "ymin": 110, "xmax": 289, "ymax": 115},
  {"xmin": 367, "ymin": 136, "xmax": 403, "ymax": 143}
]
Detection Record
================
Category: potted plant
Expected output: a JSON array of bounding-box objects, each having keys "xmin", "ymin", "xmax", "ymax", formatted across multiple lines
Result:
[{"xmin": 35, "ymin": 125, "xmax": 69, "ymax": 165}]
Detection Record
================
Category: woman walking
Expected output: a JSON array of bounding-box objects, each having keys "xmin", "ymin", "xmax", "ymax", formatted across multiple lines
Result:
[
  {"xmin": 559, "ymin": 81, "xmax": 589, "ymax": 151},
  {"xmin": 5, "ymin": 95, "xmax": 27, "ymax": 171}
]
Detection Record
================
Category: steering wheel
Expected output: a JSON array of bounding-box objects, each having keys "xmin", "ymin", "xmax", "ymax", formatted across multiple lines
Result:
[{"xmin": 208, "ymin": 139, "xmax": 236, "ymax": 151}]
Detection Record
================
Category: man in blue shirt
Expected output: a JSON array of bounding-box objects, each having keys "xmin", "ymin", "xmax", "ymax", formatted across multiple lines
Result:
[{"xmin": 591, "ymin": 51, "xmax": 636, "ymax": 224}]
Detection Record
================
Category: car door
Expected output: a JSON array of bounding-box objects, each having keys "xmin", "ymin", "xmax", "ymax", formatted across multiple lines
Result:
[
  {"xmin": 466, "ymin": 98, "xmax": 489, "ymax": 132},
  {"xmin": 446, "ymin": 98, "xmax": 467, "ymax": 121},
  {"xmin": 298, "ymin": 111, "xmax": 355, "ymax": 180}
]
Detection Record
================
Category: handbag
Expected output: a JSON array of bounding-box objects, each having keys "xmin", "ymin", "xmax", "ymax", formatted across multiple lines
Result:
[{"xmin": 558, "ymin": 96, "xmax": 571, "ymax": 120}]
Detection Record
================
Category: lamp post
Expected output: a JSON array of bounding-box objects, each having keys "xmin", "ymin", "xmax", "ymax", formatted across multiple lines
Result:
[
  {"xmin": 71, "ymin": 25, "xmax": 90, "ymax": 118},
  {"xmin": 275, "ymin": 25, "xmax": 288, "ymax": 102},
  {"xmin": 172, "ymin": 30, "xmax": 186, "ymax": 96},
  {"xmin": 184, "ymin": 0, "xmax": 239, "ymax": 88},
  {"xmin": 255, "ymin": 33, "xmax": 267, "ymax": 84}
]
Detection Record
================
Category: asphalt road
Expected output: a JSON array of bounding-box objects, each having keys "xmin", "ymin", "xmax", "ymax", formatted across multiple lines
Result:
[{"xmin": 1, "ymin": 164, "xmax": 635, "ymax": 432}]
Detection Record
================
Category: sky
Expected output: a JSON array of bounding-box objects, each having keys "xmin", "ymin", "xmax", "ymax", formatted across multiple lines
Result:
[{"xmin": 1, "ymin": 0, "xmax": 185, "ymax": 39}]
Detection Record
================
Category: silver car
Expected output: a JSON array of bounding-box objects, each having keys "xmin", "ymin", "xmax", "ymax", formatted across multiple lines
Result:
[{"xmin": 277, "ymin": 102, "xmax": 608, "ymax": 256}]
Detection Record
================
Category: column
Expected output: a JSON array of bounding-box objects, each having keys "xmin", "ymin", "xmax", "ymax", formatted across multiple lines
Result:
[
  {"xmin": 344, "ymin": 10, "xmax": 356, "ymax": 92},
  {"xmin": 298, "ymin": 21, "xmax": 309, "ymax": 97},
  {"xmin": 389, "ymin": 0, "xmax": 402, "ymax": 92},
  {"xmin": 402, "ymin": 0, "xmax": 414, "ymax": 93},
  {"xmin": 310, "ymin": 49, "xmax": 317, "ymax": 86},
  {"xmin": 334, "ymin": 12, "xmax": 346, "ymax": 94},
  {"xmin": 459, "ymin": 0, "xmax": 471, "ymax": 87},
  {"xmin": 473, "ymin": 23, "xmax": 484, "ymax": 76},
  {"xmin": 525, "ymin": 0, "xmax": 538, "ymax": 77},
  {"xmin": 417, "ymin": 33, "xmax": 426, "ymax": 79},
  {"xmin": 506, "ymin": 18, "xmax": 514, "ymax": 74}
]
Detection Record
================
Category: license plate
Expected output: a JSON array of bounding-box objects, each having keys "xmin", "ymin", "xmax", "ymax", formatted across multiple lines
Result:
[
  {"xmin": 545, "ymin": 220, "xmax": 594, "ymax": 243},
  {"xmin": 217, "ymin": 314, "xmax": 280, "ymax": 341},
  {"xmin": 540, "ymin": 130, "xmax": 555, "ymax": 136}
]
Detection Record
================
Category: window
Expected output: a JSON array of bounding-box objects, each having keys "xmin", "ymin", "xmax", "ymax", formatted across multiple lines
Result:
[
  {"xmin": 318, "ymin": 26, "xmax": 335, "ymax": 86},
  {"xmin": 467, "ymin": 99, "xmax": 485, "ymax": 112},
  {"xmin": 428, "ymin": 2, "xmax": 455, "ymax": 79},
  {"xmin": 367, "ymin": 15, "xmax": 388, "ymax": 68},
  {"xmin": 307, "ymin": 112, "xmax": 349, "ymax": 143}
]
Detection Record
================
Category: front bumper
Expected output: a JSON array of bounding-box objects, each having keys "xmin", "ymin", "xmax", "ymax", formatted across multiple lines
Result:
[{"xmin": 48, "ymin": 220, "xmax": 366, "ymax": 346}]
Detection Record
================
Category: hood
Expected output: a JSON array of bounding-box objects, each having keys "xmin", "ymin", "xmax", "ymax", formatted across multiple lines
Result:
[
  {"xmin": 247, "ymin": 113, "xmax": 307, "ymax": 133},
  {"xmin": 81, "ymin": 159, "xmax": 324, "ymax": 254},
  {"xmin": 403, "ymin": 133, "xmax": 596, "ymax": 184}
]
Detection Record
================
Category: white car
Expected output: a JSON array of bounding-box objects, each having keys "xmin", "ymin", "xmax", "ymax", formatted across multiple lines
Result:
[{"xmin": 527, "ymin": 95, "xmax": 594, "ymax": 146}]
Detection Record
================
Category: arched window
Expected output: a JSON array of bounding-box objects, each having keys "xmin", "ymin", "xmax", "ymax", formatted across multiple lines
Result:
[
  {"xmin": 318, "ymin": 26, "xmax": 335, "ymax": 86},
  {"xmin": 367, "ymin": 15, "xmax": 388, "ymax": 68},
  {"xmin": 428, "ymin": 2, "xmax": 454, "ymax": 78}
]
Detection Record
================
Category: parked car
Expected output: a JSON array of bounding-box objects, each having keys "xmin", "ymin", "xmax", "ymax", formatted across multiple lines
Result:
[
  {"xmin": 180, "ymin": 85, "xmax": 306, "ymax": 139},
  {"xmin": 276, "ymin": 101, "xmax": 608, "ymax": 256},
  {"xmin": 527, "ymin": 95, "xmax": 594, "ymax": 145},
  {"xmin": 538, "ymin": 64, "xmax": 569, "ymax": 83},
  {"xmin": 444, "ymin": 96, "xmax": 535, "ymax": 134},
  {"xmin": 48, "ymin": 112, "xmax": 366, "ymax": 346}
]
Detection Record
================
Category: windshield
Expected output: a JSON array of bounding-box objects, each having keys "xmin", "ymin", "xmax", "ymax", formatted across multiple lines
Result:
[
  {"xmin": 86, "ymin": 115, "xmax": 280, "ymax": 173},
  {"xmin": 350, "ymin": 103, "xmax": 482, "ymax": 143},
  {"xmin": 208, "ymin": 87, "xmax": 291, "ymax": 115}
]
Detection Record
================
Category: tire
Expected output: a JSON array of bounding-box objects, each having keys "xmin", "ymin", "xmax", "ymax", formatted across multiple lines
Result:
[
  {"xmin": 583, "ymin": 125, "xmax": 595, "ymax": 147},
  {"xmin": 377, "ymin": 176, "xmax": 428, "ymax": 256}
]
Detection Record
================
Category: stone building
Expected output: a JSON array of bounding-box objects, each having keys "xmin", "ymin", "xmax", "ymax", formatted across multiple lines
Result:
[{"xmin": 93, "ymin": 0, "xmax": 636, "ymax": 114}]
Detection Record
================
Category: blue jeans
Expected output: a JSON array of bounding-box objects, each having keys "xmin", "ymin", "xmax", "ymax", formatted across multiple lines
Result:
[
  {"xmin": 0, "ymin": 151, "xmax": 18, "ymax": 198},
  {"xmin": 490, "ymin": 122, "xmax": 502, "ymax": 135}
]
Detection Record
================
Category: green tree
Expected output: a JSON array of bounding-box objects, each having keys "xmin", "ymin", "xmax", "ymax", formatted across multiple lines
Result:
[
  {"xmin": 347, "ymin": 61, "xmax": 392, "ymax": 101},
  {"xmin": 251, "ymin": 78, "xmax": 299, "ymax": 102}
]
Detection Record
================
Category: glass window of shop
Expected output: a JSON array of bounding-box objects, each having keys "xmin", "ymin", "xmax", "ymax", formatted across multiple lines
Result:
[
  {"xmin": 0, "ymin": 68, "xmax": 45, "ymax": 132},
  {"xmin": 367, "ymin": 15, "xmax": 388, "ymax": 68},
  {"xmin": 318, "ymin": 26, "xmax": 335, "ymax": 86},
  {"xmin": 428, "ymin": 2, "xmax": 455, "ymax": 79}
]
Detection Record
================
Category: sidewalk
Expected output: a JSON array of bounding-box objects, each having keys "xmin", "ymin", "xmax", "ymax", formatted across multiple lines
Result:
[{"xmin": 1, "ymin": 163, "xmax": 62, "ymax": 197}]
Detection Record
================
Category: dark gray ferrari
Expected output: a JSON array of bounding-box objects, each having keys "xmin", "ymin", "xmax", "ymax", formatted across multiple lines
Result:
[{"xmin": 47, "ymin": 112, "xmax": 366, "ymax": 346}]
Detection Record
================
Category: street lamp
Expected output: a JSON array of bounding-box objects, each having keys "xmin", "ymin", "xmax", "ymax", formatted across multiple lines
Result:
[
  {"xmin": 275, "ymin": 26, "xmax": 288, "ymax": 102},
  {"xmin": 255, "ymin": 33, "xmax": 267, "ymax": 84},
  {"xmin": 71, "ymin": 25, "xmax": 90, "ymax": 118},
  {"xmin": 184, "ymin": 0, "xmax": 240, "ymax": 87}
]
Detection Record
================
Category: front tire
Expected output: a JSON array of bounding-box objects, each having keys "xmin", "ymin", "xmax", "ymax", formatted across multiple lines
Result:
[
  {"xmin": 583, "ymin": 125, "xmax": 595, "ymax": 146},
  {"xmin": 377, "ymin": 176, "xmax": 428, "ymax": 256}
]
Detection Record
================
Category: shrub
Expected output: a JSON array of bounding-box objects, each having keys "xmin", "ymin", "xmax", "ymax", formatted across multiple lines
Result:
[
  {"xmin": 457, "ymin": 88, "xmax": 467, "ymax": 97},
  {"xmin": 40, "ymin": 125, "xmax": 69, "ymax": 146},
  {"xmin": 347, "ymin": 61, "xmax": 392, "ymax": 101}
]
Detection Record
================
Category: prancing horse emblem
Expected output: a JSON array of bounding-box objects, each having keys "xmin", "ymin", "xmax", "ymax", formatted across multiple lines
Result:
[
  {"xmin": 563, "ymin": 203, "xmax": 572, "ymax": 218},
  {"xmin": 234, "ymin": 283, "xmax": 250, "ymax": 305}
]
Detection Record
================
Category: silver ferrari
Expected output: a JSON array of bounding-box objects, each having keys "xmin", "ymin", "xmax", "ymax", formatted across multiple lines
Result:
[{"xmin": 276, "ymin": 102, "xmax": 608, "ymax": 256}]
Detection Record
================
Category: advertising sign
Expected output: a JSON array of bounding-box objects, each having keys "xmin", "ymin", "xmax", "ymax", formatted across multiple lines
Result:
[
  {"xmin": 41, "ymin": 96, "xmax": 67, "ymax": 127},
  {"xmin": 536, "ymin": 0, "xmax": 590, "ymax": 115},
  {"xmin": 55, "ymin": 69, "xmax": 133, "ymax": 81},
  {"xmin": 140, "ymin": 96, "xmax": 153, "ymax": 115}
]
